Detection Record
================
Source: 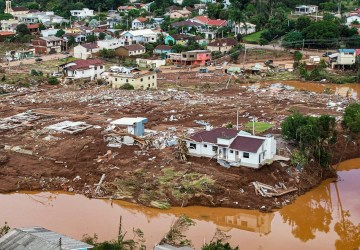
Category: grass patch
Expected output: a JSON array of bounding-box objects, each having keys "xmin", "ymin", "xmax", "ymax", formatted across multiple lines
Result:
[
  {"xmin": 244, "ymin": 122, "xmax": 273, "ymax": 133},
  {"xmin": 243, "ymin": 30, "xmax": 266, "ymax": 44}
]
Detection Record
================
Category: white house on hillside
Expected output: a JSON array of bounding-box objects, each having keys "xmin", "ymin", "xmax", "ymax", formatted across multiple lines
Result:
[
  {"xmin": 70, "ymin": 8, "xmax": 95, "ymax": 19},
  {"xmin": 73, "ymin": 43, "xmax": 99, "ymax": 59},
  {"xmin": 97, "ymin": 39, "xmax": 125, "ymax": 49},
  {"xmin": 120, "ymin": 29, "xmax": 158, "ymax": 44},
  {"xmin": 346, "ymin": 15, "xmax": 360, "ymax": 25},
  {"xmin": 63, "ymin": 58, "xmax": 105, "ymax": 80},
  {"xmin": 131, "ymin": 17, "xmax": 148, "ymax": 30},
  {"xmin": 185, "ymin": 128, "xmax": 277, "ymax": 169}
]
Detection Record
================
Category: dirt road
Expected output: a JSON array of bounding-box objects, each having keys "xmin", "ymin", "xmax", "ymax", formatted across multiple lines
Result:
[{"xmin": 0, "ymin": 54, "xmax": 68, "ymax": 68}]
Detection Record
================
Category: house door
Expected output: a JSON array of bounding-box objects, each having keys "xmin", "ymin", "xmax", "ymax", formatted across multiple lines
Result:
[
  {"xmin": 259, "ymin": 154, "xmax": 261, "ymax": 163},
  {"xmin": 222, "ymin": 148, "xmax": 227, "ymax": 160}
]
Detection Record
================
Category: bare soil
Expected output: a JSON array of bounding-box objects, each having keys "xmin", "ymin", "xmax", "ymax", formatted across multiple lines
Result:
[{"xmin": 0, "ymin": 77, "xmax": 358, "ymax": 211}]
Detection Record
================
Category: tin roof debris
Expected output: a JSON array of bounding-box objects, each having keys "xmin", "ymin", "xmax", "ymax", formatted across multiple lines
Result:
[{"xmin": 45, "ymin": 121, "xmax": 93, "ymax": 134}]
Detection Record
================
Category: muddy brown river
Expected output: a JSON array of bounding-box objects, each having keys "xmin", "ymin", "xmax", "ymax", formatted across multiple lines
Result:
[
  {"xmin": 266, "ymin": 81, "xmax": 360, "ymax": 99},
  {"xmin": 1, "ymin": 159, "xmax": 359, "ymax": 249}
]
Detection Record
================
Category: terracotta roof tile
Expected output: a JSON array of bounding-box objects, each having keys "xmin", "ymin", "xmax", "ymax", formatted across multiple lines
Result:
[{"xmin": 67, "ymin": 59, "xmax": 104, "ymax": 71}]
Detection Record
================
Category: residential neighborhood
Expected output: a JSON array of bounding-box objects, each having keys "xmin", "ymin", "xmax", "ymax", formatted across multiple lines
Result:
[{"xmin": 1, "ymin": 0, "xmax": 360, "ymax": 249}]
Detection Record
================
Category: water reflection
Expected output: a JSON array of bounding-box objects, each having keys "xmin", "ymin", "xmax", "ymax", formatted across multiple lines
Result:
[
  {"xmin": 0, "ymin": 159, "xmax": 359, "ymax": 249},
  {"xmin": 280, "ymin": 182, "xmax": 333, "ymax": 242}
]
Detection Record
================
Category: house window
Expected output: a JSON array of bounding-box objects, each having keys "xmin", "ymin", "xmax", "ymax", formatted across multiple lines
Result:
[
  {"xmin": 212, "ymin": 146, "xmax": 217, "ymax": 152},
  {"xmin": 235, "ymin": 151, "xmax": 239, "ymax": 156},
  {"xmin": 141, "ymin": 78, "xmax": 143, "ymax": 82},
  {"xmin": 230, "ymin": 150, "xmax": 233, "ymax": 153},
  {"xmin": 94, "ymin": 66, "xmax": 97, "ymax": 70},
  {"xmin": 204, "ymin": 144, "xmax": 207, "ymax": 148},
  {"xmin": 152, "ymin": 76, "xmax": 155, "ymax": 79},
  {"xmin": 189, "ymin": 55, "xmax": 194, "ymax": 58},
  {"xmin": 243, "ymin": 152, "xmax": 249, "ymax": 158},
  {"xmin": 126, "ymin": 79, "xmax": 128, "ymax": 83},
  {"xmin": 100, "ymin": 66, "xmax": 103, "ymax": 69},
  {"xmin": 115, "ymin": 78, "xmax": 117, "ymax": 81},
  {"xmin": 190, "ymin": 143, "xmax": 197, "ymax": 149}
]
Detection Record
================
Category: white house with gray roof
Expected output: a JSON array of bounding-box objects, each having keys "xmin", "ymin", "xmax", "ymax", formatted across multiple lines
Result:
[{"xmin": 185, "ymin": 128, "xmax": 276, "ymax": 168}]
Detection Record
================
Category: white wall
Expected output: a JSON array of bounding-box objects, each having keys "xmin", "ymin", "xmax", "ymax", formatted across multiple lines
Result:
[{"xmin": 68, "ymin": 65, "xmax": 105, "ymax": 80}]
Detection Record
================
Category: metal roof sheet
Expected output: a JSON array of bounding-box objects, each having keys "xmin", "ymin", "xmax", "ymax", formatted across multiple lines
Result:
[{"xmin": 0, "ymin": 227, "xmax": 93, "ymax": 250}]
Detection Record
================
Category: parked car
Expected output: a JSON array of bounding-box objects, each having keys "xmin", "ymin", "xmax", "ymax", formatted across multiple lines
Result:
[
  {"xmin": 35, "ymin": 58, "xmax": 43, "ymax": 62},
  {"xmin": 322, "ymin": 52, "xmax": 333, "ymax": 57},
  {"xmin": 215, "ymin": 66, "xmax": 223, "ymax": 70}
]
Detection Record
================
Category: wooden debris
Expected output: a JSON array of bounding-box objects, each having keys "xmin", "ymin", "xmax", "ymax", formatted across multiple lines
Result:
[{"xmin": 252, "ymin": 181, "xmax": 297, "ymax": 198}]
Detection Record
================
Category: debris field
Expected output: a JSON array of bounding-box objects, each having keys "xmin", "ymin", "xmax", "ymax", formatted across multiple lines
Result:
[{"xmin": 0, "ymin": 81, "xmax": 354, "ymax": 210}]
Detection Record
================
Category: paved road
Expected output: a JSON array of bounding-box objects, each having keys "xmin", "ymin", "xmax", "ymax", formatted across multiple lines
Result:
[{"xmin": 0, "ymin": 54, "xmax": 69, "ymax": 68}]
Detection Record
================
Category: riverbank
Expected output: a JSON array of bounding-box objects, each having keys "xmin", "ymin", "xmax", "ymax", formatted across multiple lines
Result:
[
  {"xmin": 0, "ymin": 81, "xmax": 358, "ymax": 210},
  {"xmin": 1, "ymin": 158, "xmax": 359, "ymax": 249}
]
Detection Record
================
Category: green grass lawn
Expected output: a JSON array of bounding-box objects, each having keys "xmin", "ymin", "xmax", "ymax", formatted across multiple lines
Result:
[
  {"xmin": 243, "ymin": 30, "xmax": 266, "ymax": 44},
  {"xmin": 244, "ymin": 122, "xmax": 273, "ymax": 133}
]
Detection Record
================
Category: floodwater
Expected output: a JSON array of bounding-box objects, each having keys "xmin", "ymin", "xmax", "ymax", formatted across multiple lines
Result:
[
  {"xmin": 265, "ymin": 80, "xmax": 360, "ymax": 99},
  {"xmin": 0, "ymin": 159, "xmax": 359, "ymax": 249}
]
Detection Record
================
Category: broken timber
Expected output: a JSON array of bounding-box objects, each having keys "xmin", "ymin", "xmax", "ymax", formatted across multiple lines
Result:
[{"xmin": 252, "ymin": 181, "xmax": 297, "ymax": 198}]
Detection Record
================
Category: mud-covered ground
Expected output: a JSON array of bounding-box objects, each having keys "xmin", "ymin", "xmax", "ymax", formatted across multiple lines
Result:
[{"xmin": 0, "ymin": 79, "xmax": 359, "ymax": 210}]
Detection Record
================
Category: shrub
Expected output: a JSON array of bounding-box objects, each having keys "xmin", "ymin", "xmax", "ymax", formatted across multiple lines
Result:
[
  {"xmin": 48, "ymin": 77, "xmax": 59, "ymax": 85},
  {"xmin": 30, "ymin": 69, "xmax": 43, "ymax": 76},
  {"xmin": 119, "ymin": 83, "xmax": 134, "ymax": 90}
]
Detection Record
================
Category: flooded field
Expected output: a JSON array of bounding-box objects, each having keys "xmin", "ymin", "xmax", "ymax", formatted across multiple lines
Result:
[
  {"xmin": 266, "ymin": 80, "xmax": 360, "ymax": 99},
  {"xmin": 0, "ymin": 159, "xmax": 359, "ymax": 249}
]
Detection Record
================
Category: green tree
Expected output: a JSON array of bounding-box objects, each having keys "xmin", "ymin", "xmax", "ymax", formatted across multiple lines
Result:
[
  {"xmin": 16, "ymin": 23, "xmax": 31, "ymax": 36},
  {"xmin": 343, "ymin": 103, "xmax": 360, "ymax": 134},
  {"xmin": 282, "ymin": 31, "xmax": 303, "ymax": 48},
  {"xmin": 98, "ymin": 32, "xmax": 106, "ymax": 40},
  {"xmin": 302, "ymin": 20, "xmax": 340, "ymax": 48},
  {"xmin": 202, "ymin": 240, "xmax": 239, "ymax": 250},
  {"xmin": 295, "ymin": 16, "xmax": 311, "ymax": 32},
  {"xmin": 55, "ymin": 29, "xmax": 65, "ymax": 37},
  {"xmin": 0, "ymin": 13, "xmax": 13, "ymax": 20},
  {"xmin": 86, "ymin": 34, "xmax": 97, "ymax": 43}
]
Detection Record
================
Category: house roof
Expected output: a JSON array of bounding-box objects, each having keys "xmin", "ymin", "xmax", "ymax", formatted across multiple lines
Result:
[
  {"xmin": 155, "ymin": 45, "xmax": 172, "ymax": 51},
  {"xmin": 207, "ymin": 38, "xmax": 237, "ymax": 47},
  {"xmin": 93, "ymin": 28, "xmax": 106, "ymax": 33},
  {"xmin": 27, "ymin": 23, "xmax": 40, "ymax": 29},
  {"xmin": 0, "ymin": 31, "xmax": 15, "ymax": 36},
  {"xmin": 190, "ymin": 128, "xmax": 238, "ymax": 144},
  {"xmin": 111, "ymin": 117, "xmax": 148, "ymax": 125},
  {"xmin": 67, "ymin": 58, "xmax": 104, "ymax": 70},
  {"xmin": 0, "ymin": 227, "xmax": 93, "ymax": 250},
  {"xmin": 81, "ymin": 43, "xmax": 98, "ymax": 49},
  {"xmin": 11, "ymin": 6, "xmax": 29, "ymax": 11},
  {"xmin": 39, "ymin": 36, "xmax": 63, "ymax": 42},
  {"xmin": 338, "ymin": 49, "xmax": 355, "ymax": 53},
  {"xmin": 123, "ymin": 44, "xmax": 145, "ymax": 51},
  {"xmin": 135, "ymin": 17, "xmax": 148, "ymax": 23},
  {"xmin": 170, "ymin": 34, "xmax": 190, "ymax": 40},
  {"xmin": 121, "ymin": 29, "xmax": 156, "ymax": 36},
  {"xmin": 194, "ymin": 16, "xmax": 227, "ymax": 26},
  {"xmin": 229, "ymin": 136, "xmax": 264, "ymax": 153},
  {"xmin": 171, "ymin": 20, "xmax": 203, "ymax": 27}
]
